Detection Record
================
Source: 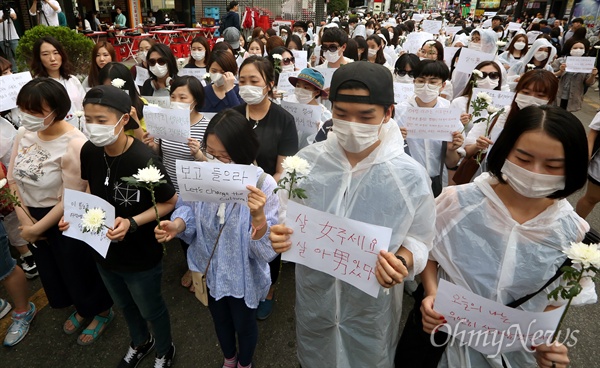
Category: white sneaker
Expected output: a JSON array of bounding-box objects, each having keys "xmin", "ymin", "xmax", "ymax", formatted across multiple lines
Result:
[{"xmin": 0, "ymin": 299, "xmax": 12, "ymax": 319}]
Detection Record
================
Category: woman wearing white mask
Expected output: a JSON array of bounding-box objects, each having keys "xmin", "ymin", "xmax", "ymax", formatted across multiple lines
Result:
[
  {"xmin": 451, "ymin": 61, "xmax": 503, "ymax": 136},
  {"xmin": 415, "ymin": 105, "xmax": 591, "ymax": 368},
  {"xmin": 464, "ymin": 69, "xmax": 558, "ymax": 178},
  {"xmin": 393, "ymin": 53, "xmax": 419, "ymax": 84},
  {"xmin": 396, "ymin": 60, "xmax": 464, "ymax": 197},
  {"xmin": 269, "ymin": 46, "xmax": 297, "ymax": 74},
  {"xmin": 233, "ymin": 56, "xmax": 298, "ymax": 320},
  {"xmin": 140, "ymin": 44, "xmax": 178, "ymax": 97},
  {"xmin": 553, "ymin": 41, "xmax": 598, "ymax": 112},
  {"xmin": 201, "ymin": 51, "xmax": 241, "ymax": 112},
  {"xmin": 498, "ymin": 34, "xmax": 529, "ymax": 70},
  {"xmin": 184, "ymin": 36, "xmax": 210, "ymax": 72},
  {"xmin": 8, "ymin": 78, "xmax": 113, "ymax": 346},
  {"xmin": 366, "ymin": 34, "xmax": 393, "ymax": 71},
  {"xmin": 507, "ymin": 38, "xmax": 557, "ymax": 90},
  {"xmin": 130, "ymin": 38, "xmax": 156, "ymax": 85},
  {"xmin": 419, "ymin": 39, "xmax": 453, "ymax": 100}
]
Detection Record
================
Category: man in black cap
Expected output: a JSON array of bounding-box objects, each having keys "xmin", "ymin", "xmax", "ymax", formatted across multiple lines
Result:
[
  {"xmin": 268, "ymin": 62, "xmax": 435, "ymax": 367},
  {"xmin": 71, "ymin": 85, "xmax": 177, "ymax": 368}
]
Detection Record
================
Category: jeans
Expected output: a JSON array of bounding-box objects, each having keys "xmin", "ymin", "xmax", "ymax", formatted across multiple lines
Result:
[
  {"xmin": 0, "ymin": 39, "xmax": 18, "ymax": 73},
  {"xmin": 97, "ymin": 262, "xmax": 172, "ymax": 356},
  {"xmin": 0, "ymin": 221, "xmax": 16, "ymax": 281},
  {"xmin": 208, "ymin": 293, "xmax": 258, "ymax": 366}
]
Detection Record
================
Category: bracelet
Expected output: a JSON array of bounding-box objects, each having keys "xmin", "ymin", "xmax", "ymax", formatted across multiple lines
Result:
[
  {"xmin": 251, "ymin": 220, "xmax": 267, "ymax": 238},
  {"xmin": 395, "ymin": 254, "xmax": 408, "ymax": 270}
]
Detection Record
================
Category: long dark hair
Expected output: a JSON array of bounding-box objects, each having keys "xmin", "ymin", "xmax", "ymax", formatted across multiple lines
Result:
[
  {"xmin": 505, "ymin": 69, "xmax": 558, "ymax": 124},
  {"xmin": 88, "ymin": 41, "xmax": 116, "ymax": 88},
  {"xmin": 460, "ymin": 61, "xmax": 503, "ymax": 109},
  {"xmin": 366, "ymin": 35, "xmax": 387, "ymax": 65},
  {"xmin": 186, "ymin": 36, "xmax": 211, "ymax": 67},
  {"xmin": 31, "ymin": 36, "xmax": 74, "ymax": 79}
]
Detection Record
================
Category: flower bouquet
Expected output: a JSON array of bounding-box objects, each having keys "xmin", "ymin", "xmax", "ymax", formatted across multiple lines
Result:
[{"xmin": 274, "ymin": 156, "xmax": 310, "ymax": 223}]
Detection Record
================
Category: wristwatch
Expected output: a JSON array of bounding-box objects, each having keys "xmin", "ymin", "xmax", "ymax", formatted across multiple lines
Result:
[
  {"xmin": 127, "ymin": 217, "xmax": 138, "ymax": 233},
  {"xmin": 395, "ymin": 254, "xmax": 408, "ymax": 270}
]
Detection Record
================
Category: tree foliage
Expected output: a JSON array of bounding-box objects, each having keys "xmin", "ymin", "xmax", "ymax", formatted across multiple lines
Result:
[{"xmin": 329, "ymin": 0, "xmax": 348, "ymax": 15}]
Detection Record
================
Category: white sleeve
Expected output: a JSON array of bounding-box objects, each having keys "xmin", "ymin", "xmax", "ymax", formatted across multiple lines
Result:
[
  {"xmin": 589, "ymin": 111, "xmax": 600, "ymax": 131},
  {"xmin": 465, "ymin": 119, "xmax": 487, "ymax": 146}
]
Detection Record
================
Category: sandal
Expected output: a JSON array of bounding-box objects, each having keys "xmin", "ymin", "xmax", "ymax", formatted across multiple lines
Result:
[
  {"xmin": 63, "ymin": 311, "xmax": 85, "ymax": 335},
  {"xmin": 76, "ymin": 309, "xmax": 114, "ymax": 346},
  {"xmin": 181, "ymin": 269, "xmax": 192, "ymax": 288}
]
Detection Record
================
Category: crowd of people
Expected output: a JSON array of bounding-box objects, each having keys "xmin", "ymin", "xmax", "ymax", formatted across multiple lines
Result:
[{"xmin": 1, "ymin": 4, "xmax": 600, "ymax": 368}]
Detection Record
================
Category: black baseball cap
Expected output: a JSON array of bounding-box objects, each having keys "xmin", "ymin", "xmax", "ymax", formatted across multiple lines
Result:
[
  {"xmin": 83, "ymin": 85, "xmax": 132, "ymax": 114},
  {"xmin": 329, "ymin": 62, "xmax": 395, "ymax": 106}
]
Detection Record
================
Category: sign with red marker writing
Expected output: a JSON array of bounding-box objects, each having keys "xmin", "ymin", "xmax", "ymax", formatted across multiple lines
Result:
[{"xmin": 282, "ymin": 201, "xmax": 392, "ymax": 297}]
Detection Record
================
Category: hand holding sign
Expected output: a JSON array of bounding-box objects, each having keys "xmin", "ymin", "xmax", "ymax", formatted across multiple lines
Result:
[
  {"xmin": 144, "ymin": 105, "xmax": 191, "ymax": 143},
  {"xmin": 402, "ymin": 107, "xmax": 463, "ymax": 141}
]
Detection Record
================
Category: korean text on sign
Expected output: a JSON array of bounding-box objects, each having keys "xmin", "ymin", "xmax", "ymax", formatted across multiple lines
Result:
[
  {"xmin": 471, "ymin": 88, "xmax": 515, "ymax": 110},
  {"xmin": 565, "ymin": 56, "xmax": 595, "ymax": 74},
  {"xmin": 280, "ymin": 100, "xmax": 322, "ymax": 134},
  {"xmin": 455, "ymin": 48, "xmax": 495, "ymax": 74},
  {"xmin": 283, "ymin": 201, "xmax": 393, "ymax": 298},
  {"xmin": 402, "ymin": 107, "xmax": 463, "ymax": 141},
  {"xmin": 144, "ymin": 105, "xmax": 191, "ymax": 143},
  {"xmin": 0, "ymin": 72, "xmax": 33, "ymax": 111},
  {"xmin": 176, "ymin": 160, "xmax": 257, "ymax": 204}
]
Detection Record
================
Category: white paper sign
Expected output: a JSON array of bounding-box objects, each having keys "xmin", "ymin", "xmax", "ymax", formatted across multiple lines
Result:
[
  {"xmin": 412, "ymin": 14, "xmax": 425, "ymax": 22},
  {"xmin": 443, "ymin": 47, "xmax": 459, "ymax": 68},
  {"xmin": 277, "ymin": 71, "xmax": 300, "ymax": 93},
  {"xmin": 483, "ymin": 11, "xmax": 497, "ymax": 16},
  {"xmin": 565, "ymin": 56, "xmax": 595, "ymax": 73},
  {"xmin": 175, "ymin": 160, "xmax": 257, "ymax": 204},
  {"xmin": 0, "ymin": 72, "xmax": 33, "ymax": 111},
  {"xmin": 455, "ymin": 48, "xmax": 496, "ymax": 74},
  {"xmin": 144, "ymin": 105, "xmax": 190, "ymax": 143},
  {"xmin": 403, "ymin": 107, "xmax": 463, "ymax": 141},
  {"xmin": 134, "ymin": 67, "xmax": 150, "ymax": 87},
  {"xmin": 445, "ymin": 26, "xmax": 462, "ymax": 35},
  {"xmin": 283, "ymin": 201, "xmax": 392, "ymax": 298},
  {"xmin": 403, "ymin": 32, "xmax": 434, "ymax": 54},
  {"xmin": 435, "ymin": 279, "xmax": 566, "ymax": 355},
  {"xmin": 178, "ymin": 67, "xmax": 208, "ymax": 81},
  {"xmin": 63, "ymin": 189, "xmax": 115, "ymax": 258},
  {"xmin": 472, "ymin": 88, "xmax": 515, "ymax": 110},
  {"xmin": 292, "ymin": 50, "xmax": 308, "ymax": 70},
  {"xmin": 507, "ymin": 22, "xmax": 523, "ymax": 31},
  {"xmin": 393, "ymin": 83, "xmax": 415, "ymax": 104},
  {"xmin": 143, "ymin": 96, "xmax": 171, "ymax": 108},
  {"xmin": 280, "ymin": 100, "xmax": 322, "ymax": 134},
  {"xmin": 422, "ymin": 20, "xmax": 443, "ymax": 35}
]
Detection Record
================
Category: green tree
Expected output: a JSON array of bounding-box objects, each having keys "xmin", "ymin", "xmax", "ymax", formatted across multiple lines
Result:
[
  {"xmin": 16, "ymin": 25, "xmax": 94, "ymax": 75},
  {"xmin": 328, "ymin": 0, "xmax": 348, "ymax": 16}
]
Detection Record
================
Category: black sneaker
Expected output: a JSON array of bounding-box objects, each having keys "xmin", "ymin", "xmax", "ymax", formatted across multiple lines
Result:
[
  {"xmin": 20, "ymin": 254, "xmax": 38, "ymax": 280},
  {"xmin": 117, "ymin": 335, "xmax": 155, "ymax": 368},
  {"xmin": 154, "ymin": 344, "xmax": 175, "ymax": 368}
]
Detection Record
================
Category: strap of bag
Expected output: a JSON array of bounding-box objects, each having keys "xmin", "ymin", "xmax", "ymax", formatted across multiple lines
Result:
[
  {"xmin": 506, "ymin": 257, "xmax": 572, "ymax": 308},
  {"xmin": 204, "ymin": 203, "xmax": 237, "ymax": 274}
]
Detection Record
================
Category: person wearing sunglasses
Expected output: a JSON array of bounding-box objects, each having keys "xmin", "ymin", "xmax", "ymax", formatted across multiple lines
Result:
[
  {"xmin": 394, "ymin": 53, "xmax": 419, "ymax": 84},
  {"xmin": 315, "ymin": 28, "xmax": 351, "ymax": 71},
  {"xmin": 140, "ymin": 44, "xmax": 178, "ymax": 97}
]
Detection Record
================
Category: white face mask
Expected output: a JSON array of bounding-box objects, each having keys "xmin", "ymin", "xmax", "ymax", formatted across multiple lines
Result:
[
  {"xmin": 239, "ymin": 85, "xmax": 266, "ymax": 105},
  {"xmin": 368, "ymin": 48, "xmax": 378, "ymax": 58},
  {"xmin": 469, "ymin": 42, "xmax": 482, "ymax": 51},
  {"xmin": 138, "ymin": 51, "xmax": 147, "ymax": 61},
  {"xmin": 366, "ymin": 29, "xmax": 374, "ymax": 36},
  {"xmin": 501, "ymin": 159, "xmax": 565, "ymax": 198},
  {"xmin": 332, "ymin": 118, "xmax": 383, "ymax": 153},
  {"xmin": 191, "ymin": 50, "xmax": 205, "ymax": 61},
  {"xmin": 294, "ymin": 88, "xmax": 315, "ymax": 104},
  {"xmin": 394, "ymin": 74, "xmax": 414, "ymax": 84},
  {"xmin": 515, "ymin": 93, "xmax": 548, "ymax": 109},
  {"xmin": 210, "ymin": 72, "xmax": 224, "ymax": 87},
  {"xmin": 281, "ymin": 35, "xmax": 288, "ymax": 42},
  {"xmin": 293, "ymin": 32, "xmax": 303, "ymax": 39},
  {"xmin": 87, "ymin": 115, "xmax": 124, "ymax": 147},
  {"xmin": 170, "ymin": 101, "xmax": 192, "ymax": 111},
  {"xmin": 149, "ymin": 63, "xmax": 168, "ymax": 78},
  {"xmin": 324, "ymin": 50, "xmax": 342, "ymax": 64},
  {"xmin": 570, "ymin": 48, "xmax": 585, "ymax": 57},
  {"xmin": 281, "ymin": 64, "xmax": 295, "ymax": 73},
  {"xmin": 534, "ymin": 50, "xmax": 549, "ymax": 61},
  {"xmin": 414, "ymin": 83, "xmax": 441, "ymax": 103},
  {"xmin": 19, "ymin": 110, "xmax": 55, "ymax": 132},
  {"xmin": 513, "ymin": 41, "xmax": 526, "ymax": 50},
  {"xmin": 476, "ymin": 76, "xmax": 499, "ymax": 90}
]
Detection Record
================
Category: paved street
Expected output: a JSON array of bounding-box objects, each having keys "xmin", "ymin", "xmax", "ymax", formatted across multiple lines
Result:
[{"xmin": 2, "ymin": 93, "xmax": 600, "ymax": 367}]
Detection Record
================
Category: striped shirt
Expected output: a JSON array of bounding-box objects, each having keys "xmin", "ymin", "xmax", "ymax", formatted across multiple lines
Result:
[{"xmin": 159, "ymin": 115, "xmax": 211, "ymax": 191}]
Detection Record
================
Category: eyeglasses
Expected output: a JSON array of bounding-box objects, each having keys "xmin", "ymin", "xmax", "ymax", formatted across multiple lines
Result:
[
  {"xmin": 147, "ymin": 58, "xmax": 167, "ymax": 66},
  {"xmin": 322, "ymin": 44, "xmax": 340, "ymax": 53},
  {"xmin": 476, "ymin": 71, "xmax": 500, "ymax": 80},
  {"xmin": 202, "ymin": 150, "xmax": 232, "ymax": 163},
  {"xmin": 395, "ymin": 70, "xmax": 414, "ymax": 77},
  {"xmin": 282, "ymin": 57, "xmax": 295, "ymax": 65}
]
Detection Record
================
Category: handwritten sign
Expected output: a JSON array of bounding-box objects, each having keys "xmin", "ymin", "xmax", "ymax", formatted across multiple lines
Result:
[
  {"xmin": 403, "ymin": 32, "xmax": 434, "ymax": 54},
  {"xmin": 472, "ymin": 88, "xmax": 515, "ymax": 110},
  {"xmin": 292, "ymin": 50, "xmax": 308, "ymax": 70},
  {"xmin": 179, "ymin": 67, "xmax": 208, "ymax": 82},
  {"xmin": 403, "ymin": 107, "xmax": 462, "ymax": 141},
  {"xmin": 280, "ymin": 100, "xmax": 321, "ymax": 134},
  {"xmin": 422, "ymin": 20, "xmax": 442, "ymax": 35},
  {"xmin": 144, "ymin": 105, "xmax": 190, "ymax": 143},
  {"xmin": 455, "ymin": 48, "xmax": 495, "ymax": 74},
  {"xmin": 507, "ymin": 22, "xmax": 523, "ymax": 32},
  {"xmin": 63, "ymin": 189, "xmax": 115, "ymax": 258},
  {"xmin": 143, "ymin": 96, "xmax": 170, "ymax": 108},
  {"xmin": 277, "ymin": 71, "xmax": 300, "ymax": 94},
  {"xmin": 412, "ymin": 14, "xmax": 425, "ymax": 22},
  {"xmin": 0, "ymin": 72, "xmax": 32, "ymax": 111},
  {"xmin": 443, "ymin": 47, "xmax": 459, "ymax": 68},
  {"xmin": 134, "ymin": 67, "xmax": 149, "ymax": 87},
  {"xmin": 283, "ymin": 201, "xmax": 392, "ymax": 298},
  {"xmin": 393, "ymin": 83, "xmax": 415, "ymax": 104},
  {"xmin": 436, "ymin": 279, "xmax": 566, "ymax": 356},
  {"xmin": 445, "ymin": 26, "xmax": 462, "ymax": 35},
  {"xmin": 565, "ymin": 56, "xmax": 595, "ymax": 73},
  {"xmin": 175, "ymin": 160, "xmax": 257, "ymax": 204}
]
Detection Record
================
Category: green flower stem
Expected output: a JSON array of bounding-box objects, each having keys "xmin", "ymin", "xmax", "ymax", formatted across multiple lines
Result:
[
  {"xmin": 148, "ymin": 185, "xmax": 166, "ymax": 255},
  {"xmin": 551, "ymin": 270, "xmax": 584, "ymax": 343}
]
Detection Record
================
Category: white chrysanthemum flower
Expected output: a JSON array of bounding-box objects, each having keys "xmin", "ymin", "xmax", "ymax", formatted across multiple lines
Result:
[
  {"xmin": 133, "ymin": 165, "xmax": 164, "ymax": 184},
  {"xmin": 74, "ymin": 110, "xmax": 84, "ymax": 118},
  {"xmin": 281, "ymin": 156, "xmax": 311, "ymax": 176},
  {"xmin": 427, "ymin": 41, "xmax": 437, "ymax": 46},
  {"xmin": 595, "ymin": 46, "xmax": 600, "ymax": 50},
  {"xmin": 527, "ymin": 63, "xmax": 536, "ymax": 69},
  {"xmin": 476, "ymin": 92, "xmax": 493, "ymax": 104},
  {"xmin": 111, "ymin": 78, "xmax": 126, "ymax": 89},
  {"xmin": 563, "ymin": 242, "xmax": 600, "ymax": 269},
  {"xmin": 0, "ymin": 178, "xmax": 7, "ymax": 187},
  {"xmin": 496, "ymin": 41, "xmax": 507, "ymax": 47},
  {"xmin": 486, "ymin": 105, "xmax": 500, "ymax": 114},
  {"xmin": 272, "ymin": 54, "xmax": 283, "ymax": 60},
  {"xmin": 81, "ymin": 207, "xmax": 106, "ymax": 234},
  {"xmin": 399, "ymin": 35, "xmax": 407, "ymax": 40},
  {"xmin": 472, "ymin": 70, "xmax": 483, "ymax": 78}
]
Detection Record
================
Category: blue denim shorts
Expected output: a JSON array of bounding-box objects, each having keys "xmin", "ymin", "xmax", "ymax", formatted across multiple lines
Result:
[{"xmin": 0, "ymin": 221, "xmax": 17, "ymax": 281}]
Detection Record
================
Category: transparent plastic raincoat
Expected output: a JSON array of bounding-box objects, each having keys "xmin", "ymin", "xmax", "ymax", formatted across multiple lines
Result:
[
  {"xmin": 507, "ymin": 38, "xmax": 557, "ymax": 90},
  {"xmin": 292, "ymin": 120, "xmax": 436, "ymax": 367},
  {"xmin": 431, "ymin": 173, "xmax": 596, "ymax": 368}
]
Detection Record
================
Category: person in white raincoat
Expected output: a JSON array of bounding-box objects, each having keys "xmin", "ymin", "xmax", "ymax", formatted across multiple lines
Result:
[
  {"xmin": 269, "ymin": 62, "xmax": 436, "ymax": 368},
  {"xmin": 507, "ymin": 38, "xmax": 557, "ymax": 90},
  {"xmin": 422, "ymin": 105, "xmax": 595, "ymax": 368}
]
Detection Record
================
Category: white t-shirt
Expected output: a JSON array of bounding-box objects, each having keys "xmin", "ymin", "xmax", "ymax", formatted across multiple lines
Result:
[
  {"xmin": 29, "ymin": 1, "xmax": 61, "ymax": 27},
  {"xmin": 0, "ymin": 9, "xmax": 19, "ymax": 41}
]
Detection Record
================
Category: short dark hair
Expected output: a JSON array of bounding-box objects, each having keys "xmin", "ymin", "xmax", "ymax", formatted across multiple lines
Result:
[
  {"xmin": 16, "ymin": 77, "xmax": 71, "ymax": 121},
  {"xmin": 492, "ymin": 15, "xmax": 503, "ymax": 22},
  {"xmin": 343, "ymin": 38, "xmax": 359, "ymax": 61},
  {"xmin": 99, "ymin": 62, "xmax": 145, "ymax": 120},
  {"xmin": 186, "ymin": 36, "xmax": 211, "ymax": 68},
  {"xmin": 572, "ymin": 17, "xmax": 584, "ymax": 24},
  {"xmin": 170, "ymin": 76, "xmax": 205, "ymax": 112},
  {"xmin": 413, "ymin": 59, "xmax": 450, "ymax": 81},
  {"xmin": 487, "ymin": 105, "xmax": 588, "ymax": 199},
  {"xmin": 293, "ymin": 21, "xmax": 308, "ymax": 32},
  {"xmin": 209, "ymin": 50, "xmax": 238, "ymax": 74},
  {"xmin": 321, "ymin": 28, "xmax": 348, "ymax": 46},
  {"xmin": 202, "ymin": 109, "xmax": 260, "ymax": 165},
  {"xmin": 394, "ymin": 53, "xmax": 419, "ymax": 75},
  {"xmin": 506, "ymin": 69, "xmax": 558, "ymax": 122},
  {"xmin": 31, "ymin": 36, "xmax": 73, "ymax": 79},
  {"xmin": 240, "ymin": 56, "xmax": 275, "ymax": 96},
  {"xmin": 147, "ymin": 43, "xmax": 178, "ymax": 80},
  {"xmin": 285, "ymin": 34, "xmax": 303, "ymax": 50},
  {"xmin": 354, "ymin": 36, "xmax": 368, "ymax": 61},
  {"xmin": 228, "ymin": 1, "xmax": 238, "ymax": 10}
]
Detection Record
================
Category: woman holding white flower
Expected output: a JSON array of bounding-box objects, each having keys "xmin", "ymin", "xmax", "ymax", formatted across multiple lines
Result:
[
  {"xmin": 507, "ymin": 38, "xmax": 556, "ymax": 90},
  {"xmin": 401, "ymin": 105, "xmax": 595, "ymax": 368},
  {"xmin": 155, "ymin": 109, "xmax": 278, "ymax": 368}
]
